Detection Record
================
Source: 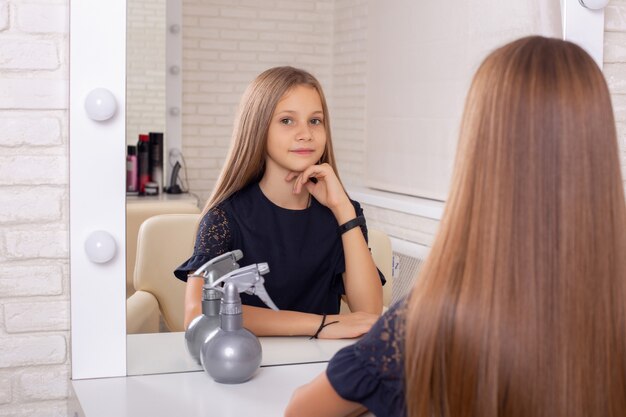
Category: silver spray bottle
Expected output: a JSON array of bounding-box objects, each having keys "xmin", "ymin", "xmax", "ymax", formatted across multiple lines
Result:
[
  {"xmin": 201, "ymin": 263, "xmax": 279, "ymax": 384},
  {"xmin": 184, "ymin": 250, "xmax": 243, "ymax": 364}
]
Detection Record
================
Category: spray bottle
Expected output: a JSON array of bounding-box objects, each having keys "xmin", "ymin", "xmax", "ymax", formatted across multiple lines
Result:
[
  {"xmin": 201, "ymin": 263, "xmax": 279, "ymax": 384},
  {"xmin": 184, "ymin": 250, "xmax": 243, "ymax": 364}
]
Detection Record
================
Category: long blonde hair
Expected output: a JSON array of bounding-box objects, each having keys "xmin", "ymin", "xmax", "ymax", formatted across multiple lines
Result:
[
  {"xmin": 405, "ymin": 36, "xmax": 626, "ymax": 417},
  {"xmin": 202, "ymin": 66, "xmax": 340, "ymax": 214}
]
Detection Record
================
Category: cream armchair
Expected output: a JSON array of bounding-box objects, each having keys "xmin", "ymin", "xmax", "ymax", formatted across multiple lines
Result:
[{"xmin": 126, "ymin": 213, "xmax": 200, "ymax": 334}]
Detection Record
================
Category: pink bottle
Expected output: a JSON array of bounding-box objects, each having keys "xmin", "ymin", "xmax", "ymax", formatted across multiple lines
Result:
[
  {"xmin": 126, "ymin": 145, "xmax": 138, "ymax": 193},
  {"xmin": 137, "ymin": 134, "xmax": 150, "ymax": 195}
]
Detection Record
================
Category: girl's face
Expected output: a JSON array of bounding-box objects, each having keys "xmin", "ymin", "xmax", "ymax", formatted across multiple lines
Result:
[{"xmin": 265, "ymin": 85, "xmax": 327, "ymax": 175}]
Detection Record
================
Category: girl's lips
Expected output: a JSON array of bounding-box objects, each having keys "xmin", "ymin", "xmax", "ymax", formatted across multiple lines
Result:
[{"xmin": 291, "ymin": 149, "xmax": 315, "ymax": 155}]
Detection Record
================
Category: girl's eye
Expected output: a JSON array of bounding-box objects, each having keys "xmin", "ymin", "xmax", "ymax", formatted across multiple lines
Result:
[
  {"xmin": 280, "ymin": 118, "xmax": 293, "ymax": 125},
  {"xmin": 310, "ymin": 118, "xmax": 323, "ymax": 126}
]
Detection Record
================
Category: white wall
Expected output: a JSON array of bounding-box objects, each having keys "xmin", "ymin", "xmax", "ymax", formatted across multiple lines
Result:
[
  {"xmin": 331, "ymin": 0, "xmax": 368, "ymax": 185},
  {"xmin": 0, "ymin": 1, "xmax": 71, "ymax": 416},
  {"xmin": 606, "ymin": 1, "xmax": 626, "ymax": 181},
  {"xmin": 0, "ymin": 1, "xmax": 625, "ymax": 415},
  {"xmin": 126, "ymin": 0, "xmax": 166, "ymax": 147}
]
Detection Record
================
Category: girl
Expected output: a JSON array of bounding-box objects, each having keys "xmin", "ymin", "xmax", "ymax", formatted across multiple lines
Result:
[
  {"xmin": 175, "ymin": 66, "xmax": 384, "ymax": 338},
  {"xmin": 286, "ymin": 36, "xmax": 626, "ymax": 416}
]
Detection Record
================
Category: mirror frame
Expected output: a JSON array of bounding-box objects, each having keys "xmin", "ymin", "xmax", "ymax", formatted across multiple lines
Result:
[
  {"xmin": 68, "ymin": 0, "xmax": 603, "ymax": 380},
  {"xmin": 70, "ymin": 0, "xmax": 127, "ymax": 379}
]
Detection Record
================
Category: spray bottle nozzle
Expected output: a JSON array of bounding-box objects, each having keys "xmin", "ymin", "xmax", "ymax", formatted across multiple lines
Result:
[
  {"xmin": 210, "ymin": 263, "xmax": 279, "ymax": 311},
  {"xmin": 191, "ymin": 249, "xmax": 244, "ymax": 280},
  {"xmin": 190, "ymin": 250, "xmax": 244, "ymax": 301}
]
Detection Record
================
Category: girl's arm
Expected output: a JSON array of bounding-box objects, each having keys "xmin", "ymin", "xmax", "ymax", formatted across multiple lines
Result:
[
  {"xmin": 186, "ymin": 278, "xmax": 378, "ymax": 338},
  {"xmin": 242, "ymin": 305, "xmax": 376, "ymax": 339},
  {"xmin": 337, "ymin": 208, "xmax": 383, "ymax": 314},
  {"xmin": 284, "ymin": 372, "xmax": 367, "ymax": 417},
  {"xmin": 290, "ymin": 164, "xmax": 383, "ymax": 315},
  {"xmin": 183, "ymin": 276, "xmax": 203, "ymax": 329}
]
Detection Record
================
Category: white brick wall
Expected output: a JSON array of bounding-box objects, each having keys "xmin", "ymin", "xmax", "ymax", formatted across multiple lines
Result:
[
  {"xmin": 331, "ymin": 0, "xmax": 368, "ymax": 186},
  {"xmin": 0, "ymin": 1, "xmax": 70, "ymax": 415},
  {"xmin": 606, "ymin": 1, "xmax": 626, "ymax": 184},
  {"xmin": 126, "ymin": 0, "xmax": 166, "ymax": 147}
]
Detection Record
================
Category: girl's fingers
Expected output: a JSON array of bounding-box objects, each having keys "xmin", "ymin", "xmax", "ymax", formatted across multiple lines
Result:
[{"xmin": 287, "ymin": 164, "xmax": 337, "ymax": 195}]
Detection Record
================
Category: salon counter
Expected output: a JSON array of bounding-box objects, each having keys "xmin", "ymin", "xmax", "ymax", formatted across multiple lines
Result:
[
  {"xmin": 70, "ymin": 362, "xmax": 328, "ymax": 417},
  {"xmin": 70, "ymin": 334, "xmax": 369, "ymax": 417}
]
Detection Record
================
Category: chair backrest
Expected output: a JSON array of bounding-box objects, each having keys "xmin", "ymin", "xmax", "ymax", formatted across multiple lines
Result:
[
  {"xmin": 126, "ymin": 201, "xmax": 200, "ymax": 298},
  {"xmin": 368, "ymin": 228, "xmax": 393, "ymax": 307},
  {"xmin": 133, "ymin": 213, "xmax": 200, "ymax": 332}
]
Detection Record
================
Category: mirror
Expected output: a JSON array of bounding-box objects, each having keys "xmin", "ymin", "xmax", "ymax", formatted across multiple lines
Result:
[
  {"xmin": 73, "ymin": 0, "xmax": 583, "ymax": 380},
  {"xmin": 121, "ymin": 0, "xmax": 563, "ymax": 376}
]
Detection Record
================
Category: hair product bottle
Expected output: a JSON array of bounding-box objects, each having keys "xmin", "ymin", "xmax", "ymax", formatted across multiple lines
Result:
[
  {"xmin": 137, "ymin": 134, "xmax": 150, "ymax": 195},
  {"xmin": 126, "ymin": 145, "xmax": 138, "ymax": 194},
  {"xmin": 149, "ymin": 132, "xmax": 163, "ymax": 194}
]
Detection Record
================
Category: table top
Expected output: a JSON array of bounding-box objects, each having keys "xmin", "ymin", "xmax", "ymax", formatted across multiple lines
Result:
[
  {"xmin": 71, "ymin": 334, "xmax": 365, "ymax": 417},
  {"xmin": 71, "ymin": 362, "xmax": 328, "ymax": 417}
]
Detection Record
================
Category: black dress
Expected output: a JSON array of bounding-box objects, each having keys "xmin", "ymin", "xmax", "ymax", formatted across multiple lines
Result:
[
  {"xmin": 326, "ymin": 300, "xmax": 407, "ymax": 417},
  {"xmin": 174, "ymin": 182, "xmax": 384, "ymax": 314}
]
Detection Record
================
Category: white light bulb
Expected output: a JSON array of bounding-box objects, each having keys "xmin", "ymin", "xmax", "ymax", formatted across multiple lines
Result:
[
  {"xmin": 84, "ymin": 230, "xmax": 117, "ymax": 264},
  {"xmin": 84, "ymin": 88, "xmax": 118, "ymax": 121}
]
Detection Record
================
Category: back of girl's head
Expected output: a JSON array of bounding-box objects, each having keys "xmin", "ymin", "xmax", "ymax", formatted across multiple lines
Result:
[
  {"xmin": 405, "ymin": 36, "xmax": 626, "ymax": 417},
  {"xmin": 204, "ymin": 66, "xmax": 337, "ymax": 211}
]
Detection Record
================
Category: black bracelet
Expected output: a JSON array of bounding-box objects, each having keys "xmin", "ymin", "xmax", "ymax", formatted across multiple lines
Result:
[
  {"xmin": 309, "ymin": 314, "xmax": 340, "ymax": 339},
  {"xmin": 338, "ymin": 215, "xmax": 365, "ymax": 235}
]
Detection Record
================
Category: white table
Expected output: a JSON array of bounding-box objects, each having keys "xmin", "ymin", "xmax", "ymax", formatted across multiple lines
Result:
[
  {"xmin": 70, "ymin": 335, "xmax": 367, "ymax": 417},
  {"xmin": 71, "ymin": 362, "xmax": 328, "ymax": 417}
]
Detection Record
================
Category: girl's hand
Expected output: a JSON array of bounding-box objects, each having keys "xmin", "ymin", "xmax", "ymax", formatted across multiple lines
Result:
[
  {"xmin": 316, "ymin": 311, "xmax": 378, "ymax": 339},
  {"xmin": 285, "ymin": 163, "xmax": 355, "ymax": 221}
]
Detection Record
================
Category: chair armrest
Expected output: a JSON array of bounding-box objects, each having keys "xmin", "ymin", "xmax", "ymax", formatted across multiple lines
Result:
[{"xmin": 126, "ymin": 290, "xmax": 160, "ymax": 334}]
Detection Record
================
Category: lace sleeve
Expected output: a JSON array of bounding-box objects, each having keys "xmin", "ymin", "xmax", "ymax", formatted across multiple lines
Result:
[
  {"xmin": 326, "ymin": 300, "xmax": 407, "ymax": 416},
  {"xmin": 352, "ymin": 299, "xmax": 406, "ymax": 378},
  {"xmin": 194, "ymin": 206, "xmax": 231, "ymax": 256},
  {"xmin": 173, "ymin": 206, "xmax": 233, "ymax": 281}
]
